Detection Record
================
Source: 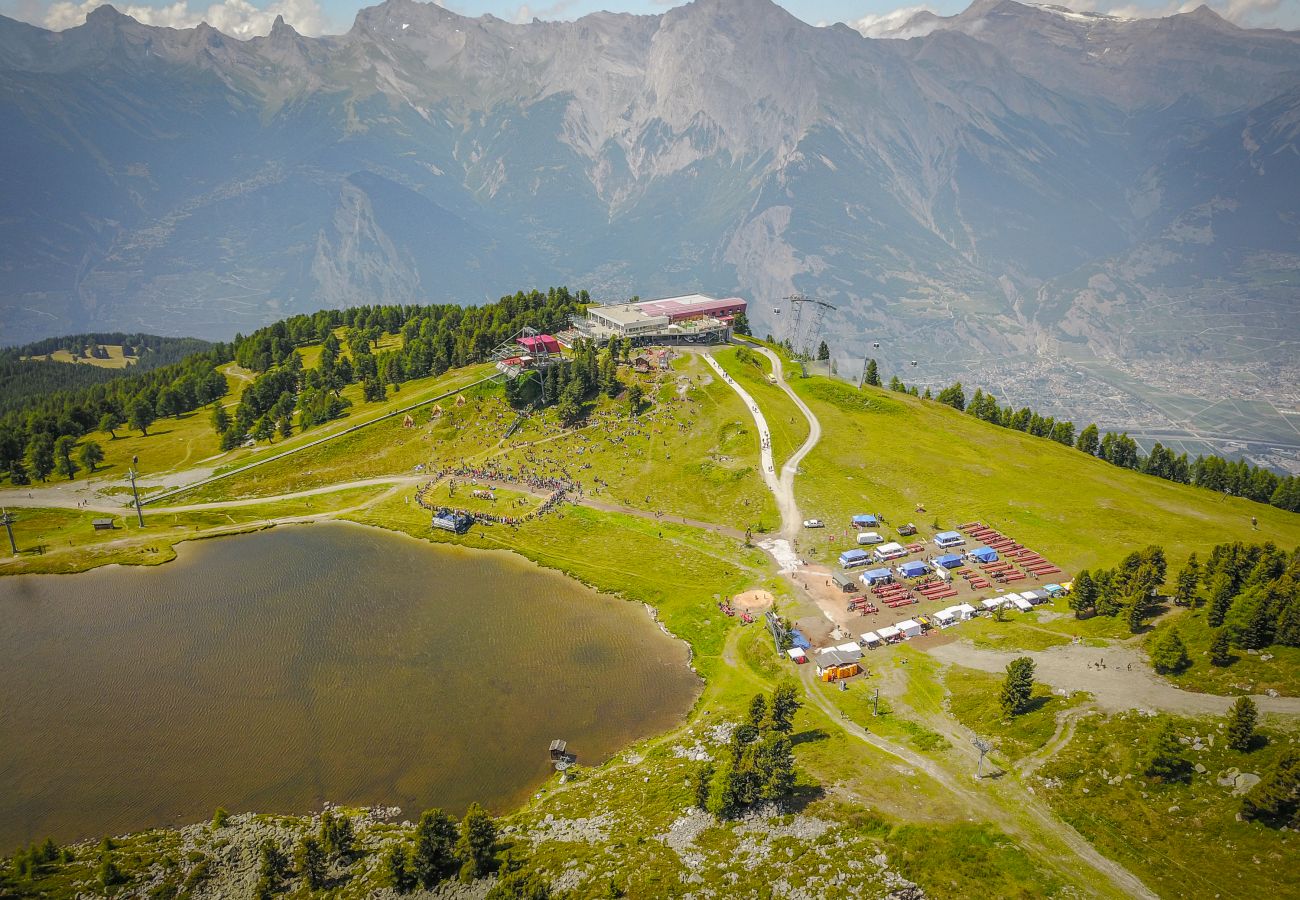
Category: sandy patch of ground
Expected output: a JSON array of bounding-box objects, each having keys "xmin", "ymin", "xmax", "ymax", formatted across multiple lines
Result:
[{"xmin": 732, "ymin": 589, "xmax": 774, "ymax": 611}]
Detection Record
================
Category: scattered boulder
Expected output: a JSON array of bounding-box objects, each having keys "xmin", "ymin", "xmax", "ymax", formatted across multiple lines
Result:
[{"xmin": 1232, "ymin": 773, "xmax": 1261, "ymax": 796}]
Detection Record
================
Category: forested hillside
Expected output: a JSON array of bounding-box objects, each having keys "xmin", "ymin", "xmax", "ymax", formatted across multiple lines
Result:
[
  {"xmin": 0, "ymin": 288, "xmax": 586, "ymax": 483},
  {"xmin": 1, "ymin": 335, "xmax": 214, "ymax": 412}
]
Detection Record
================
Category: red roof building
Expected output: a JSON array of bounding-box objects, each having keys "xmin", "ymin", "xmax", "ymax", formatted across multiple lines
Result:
[
  {"xmin": 633, "ymin": 294, "xmax": 747, "ymax": 323},
  {"xmin": 517, "ymin": 334, "xmax": 562, "ymax": 354}
]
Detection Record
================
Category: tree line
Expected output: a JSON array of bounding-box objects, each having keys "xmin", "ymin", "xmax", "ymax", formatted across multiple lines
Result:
[
  {"xmin": 2, "ymin": 287, "xmax": 591, "ymax": 479},
  {"xmin": 0, "ymin": 350, "xmax": 230, "ymax": 484},
  {"xmin": 212, "ymin": 288, "xmax": 598, "ymax": 449},
  {"xmin": 693, "ymin": 682, "xmax": 801, "ymax": 819},
  {"xmin": 860, "ymin": 359, "xmax": 1300, "ymax": 514},
  {"xmin": 1068, "ymin": 541, "xmax": 1298, "ymax": 676},
  {"xmin": 231, "ymin": 288, "xmax": 585, "ymax": 376},
  {"xmin": 514, "ymin": 335, "xmax": 642, "ymax": 425},
  {"xmin": 1066, "ymin": 545, "xmax": 1168, "ymax": 633},
  {"xmin": 1169, "ymin": 542, "xmax": 1298, "ymax": 667},
  {"xmin": 1, "ymin": 334, "xmax": 216, "ymax": 414},
  {"xmin": 7, "ymin": 802, "xmax": 556, "ymax": 899}
]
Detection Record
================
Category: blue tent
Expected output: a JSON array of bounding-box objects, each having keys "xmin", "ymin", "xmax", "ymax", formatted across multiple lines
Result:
[
  {"xmin": 851, "ymin": 514, "xmax": 879, "ymax": 528},
  {"xmin": 839, "ymin": 549, "xmax": 870, "ymax": 568},
  {"xmin": 934, "ymin": 553, "xmax": 964, "ymax": 569},
  {"xmin": 790, "ymin": 629, "xmax": 811, "ymax": 650},
  {"xmin": 970, "ymin": 546, "xmax": 998, "ymax": 563},
  {"xmin": 862, "ymin": 567, "xmax": 893, "ymax": 585},
  {"xmin": 899, "ymin": 560, "xmax": 930, "ymax": 578}
]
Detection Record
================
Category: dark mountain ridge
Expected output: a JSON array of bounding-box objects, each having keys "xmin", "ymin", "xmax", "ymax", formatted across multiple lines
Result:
[{"xmin": 0, "ymin": 0, "xmax": 1297, "ymax": 386}]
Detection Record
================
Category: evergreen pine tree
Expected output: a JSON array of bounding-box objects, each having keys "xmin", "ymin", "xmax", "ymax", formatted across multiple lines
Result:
[
  {"xmin": 457, "ymin": 803, "xmax": 497, "ymax": 881},
  {"xmin": 1126, "ymin": 593, "xmax": 1147, "ymax": 633},
  {"xmin": 1069, "ymin": 570, "xmax": 1097, "ymax": 618},
  {"xmin": 999, "ymin": 657, "xmax": 1035, "ymax": 717},
  {"xmin": 704, "ymin": 758, "xmax": 740, "ymax": 819},
  {"xmin": 864, "ymin": 359, "xmax": 880, "ymax": 387},
  {"xmin": 1209, "ymin": 628, "xmax": 1234, "ymax": 666},
  {"xmin": 770, "ymin": 679, "xmax": 800, "ymax": 734},
  {"xmin": 99, "ymin": 412, "xmax": 123, "ymax": 439},
  {"xmin": 1150, "ymin": 628, "xmax": 1190, "ymax": 674},
  {"xmin": 1275, "ymin": 597, "xmax": 1300, "ymax": 647},
  {"xmin": 1141, "ymin": 719, "xmax": 1190, "ymax": 782},
  {"xmin": 128, "ymin": 397, "xmax": 155, "ymax": 436},
  {"xmin": 1173, "ymin": 554, "xmax": 1200, "ymax": 607},
  {"xmin": 77, "ymin": 440, "xmax": 104, "ymax": 473},
  {"xmin": 383, "ymin": 845, "xmax": 415, "ymax": 893},
  {"xmin": 98, "ymin": 852, "xmax": 124, "ymax": 889},
  {"xmin": 1075, "ymin": 423, "xmax": 1100, "ymax": 455},
  {"xmin": 294, "ymin": 835, "xmax": 327, "ymax": 890},
  {"xmin": 1226, "ymin": 696, "xmax": 1258, "ymax": 752},
  {"xmin": 411, "ymin": 809, "xmax": 459, "ymax": 888},
  {"xmin": 53, "ymin": 435, "xmax": 79, "ymax": 480},
  {"xmin": 1094, "ymin": 571, "xmax": 1120, "ymax": 617},
  {"xmin": 1240, "ymin": 749, "xmax": 1300, "ymax": 827},
  {"xmin": 1242, "ymin": 598, "xmax": 1275, "ymax": 650},
  {"xmin": 1207, "ymin": 572, "xmax": 1236, "ymax": 627}
]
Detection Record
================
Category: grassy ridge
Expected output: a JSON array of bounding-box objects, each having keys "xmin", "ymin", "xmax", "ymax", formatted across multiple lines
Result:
[
  {"xmin": 791, "ymin": 377, "xmax": 1300, "ymax": 574},
  {"xmin": 712, "ymin": 346, "xmax": 810, "ymax": 469}
]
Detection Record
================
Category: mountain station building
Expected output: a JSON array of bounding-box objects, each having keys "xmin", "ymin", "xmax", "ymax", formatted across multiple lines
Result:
[{"xmin": 570, "ymin": 293, "xmax": 746, "ymax": 345}]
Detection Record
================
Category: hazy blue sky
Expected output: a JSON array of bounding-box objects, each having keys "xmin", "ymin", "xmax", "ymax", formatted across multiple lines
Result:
[{"xmin": 5, "ymin": 0, "xmax": 1296, "ymax": 41}]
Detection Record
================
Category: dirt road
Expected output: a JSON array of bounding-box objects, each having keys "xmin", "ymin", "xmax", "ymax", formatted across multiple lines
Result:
[
  {"xmin": 929, "ymin": 639, "xmax": 1300, "ymax": 716},
  {"xmin": 713, "ymin": 344, "xmax": 1155, "ymax": 899},
  {"xmin": 798, "ymin": 664, "xmax": 1156, "ymax": 900}
]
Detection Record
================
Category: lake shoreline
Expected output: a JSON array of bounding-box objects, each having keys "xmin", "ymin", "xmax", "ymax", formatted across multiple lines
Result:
[{"xmin": 0, "ymin": 522, "xmax": 702, "ymax": 848}]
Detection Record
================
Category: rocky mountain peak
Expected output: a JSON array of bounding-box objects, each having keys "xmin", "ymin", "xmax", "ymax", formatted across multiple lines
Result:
[
  {"xmin": 269, "ymin": 15, "xmax": 296, "ymax": 39},
  {"xmin": 1173, "ymin": 5, "xmax": 1233, "ymax": 29},
  {"xmin": 84, "ymin": 4, "xmax": 127, "ymax": 26}
]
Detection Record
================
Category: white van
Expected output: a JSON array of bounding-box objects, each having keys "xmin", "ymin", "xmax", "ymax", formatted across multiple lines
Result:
[{"xmin": 857, "ymin": 532, "xmax": 884, "ymax": 545}]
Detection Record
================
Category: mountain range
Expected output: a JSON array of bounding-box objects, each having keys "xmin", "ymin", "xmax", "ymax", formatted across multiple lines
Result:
[{"xmin": 1, "ymin": 0, "xmax": 1297, "ymax": 390}]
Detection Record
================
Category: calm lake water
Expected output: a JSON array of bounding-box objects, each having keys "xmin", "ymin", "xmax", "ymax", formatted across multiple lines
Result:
[{"xmin": 0, "ymin": 522, "xmax": 699, "ymax": 848}]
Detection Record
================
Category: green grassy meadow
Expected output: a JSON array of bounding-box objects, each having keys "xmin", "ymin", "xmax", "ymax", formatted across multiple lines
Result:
[
  {"xmin": 5, "ymin": 350, "xmax": 1300, "ymax": 900},
  {"xmin": 1037, "ymin": 710, "xmax": 1300, "ymax": 900},
  {"xmin": 790, "ymin": 377, "xmax": 1300, "ymax": 576}
]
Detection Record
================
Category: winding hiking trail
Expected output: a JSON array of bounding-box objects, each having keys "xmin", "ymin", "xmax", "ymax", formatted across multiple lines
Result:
[{"xmin": 710, "ymin": 343, "xmax": 1156, "ymax": 900}]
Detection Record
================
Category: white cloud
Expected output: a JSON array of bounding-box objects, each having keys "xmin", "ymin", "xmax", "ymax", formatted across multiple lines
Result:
[
  {"xmin": 850, "ymin": 0, "xmax": 1295, "ymax": 36},
  {"xmin": 852, "ymin": 4, "xmax": 940, "ymax": 38},
  {"xmin": 40, "ymin": 0, "xmax": 336, "ymax": 37},
  {"xmin": 510, "ymin": 0, "xmax": 579, "ymax": 24},
  {"xmin": 1222, "ymin": 0, "xmax": 1281, "ymax": 24}
]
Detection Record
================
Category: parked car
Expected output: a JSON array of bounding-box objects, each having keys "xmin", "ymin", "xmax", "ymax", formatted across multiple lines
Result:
[
  {"xmin": 897, "ymin": 523, "xmax": 918, "ymax": 536},
  {"xmin": 802, "ymin": 519, "xmax": 825, "ymax": 528},
  {"xmin": 857, "ymin": 532, "xmax": 884, "ymax": 545}
]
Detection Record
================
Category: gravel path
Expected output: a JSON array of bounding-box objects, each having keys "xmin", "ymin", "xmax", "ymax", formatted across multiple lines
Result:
[
  {"xmin": 928, "ymin": 640, "xmax": 1300, "ymax": 716},
  {"xmin": 714, "ymin": 344, "xmax": 1155, "ymax": 899}
]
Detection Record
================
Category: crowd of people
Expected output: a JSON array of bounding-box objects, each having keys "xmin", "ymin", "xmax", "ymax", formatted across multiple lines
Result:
[{"xmin": 413, "ymin": 461, "xmax": 579, "ymax": 528}]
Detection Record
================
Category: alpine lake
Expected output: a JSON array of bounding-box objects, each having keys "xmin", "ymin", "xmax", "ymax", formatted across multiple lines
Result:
[{"xmin": 0, "ymin": 521, "xmax": 700, "ymax": 847}]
